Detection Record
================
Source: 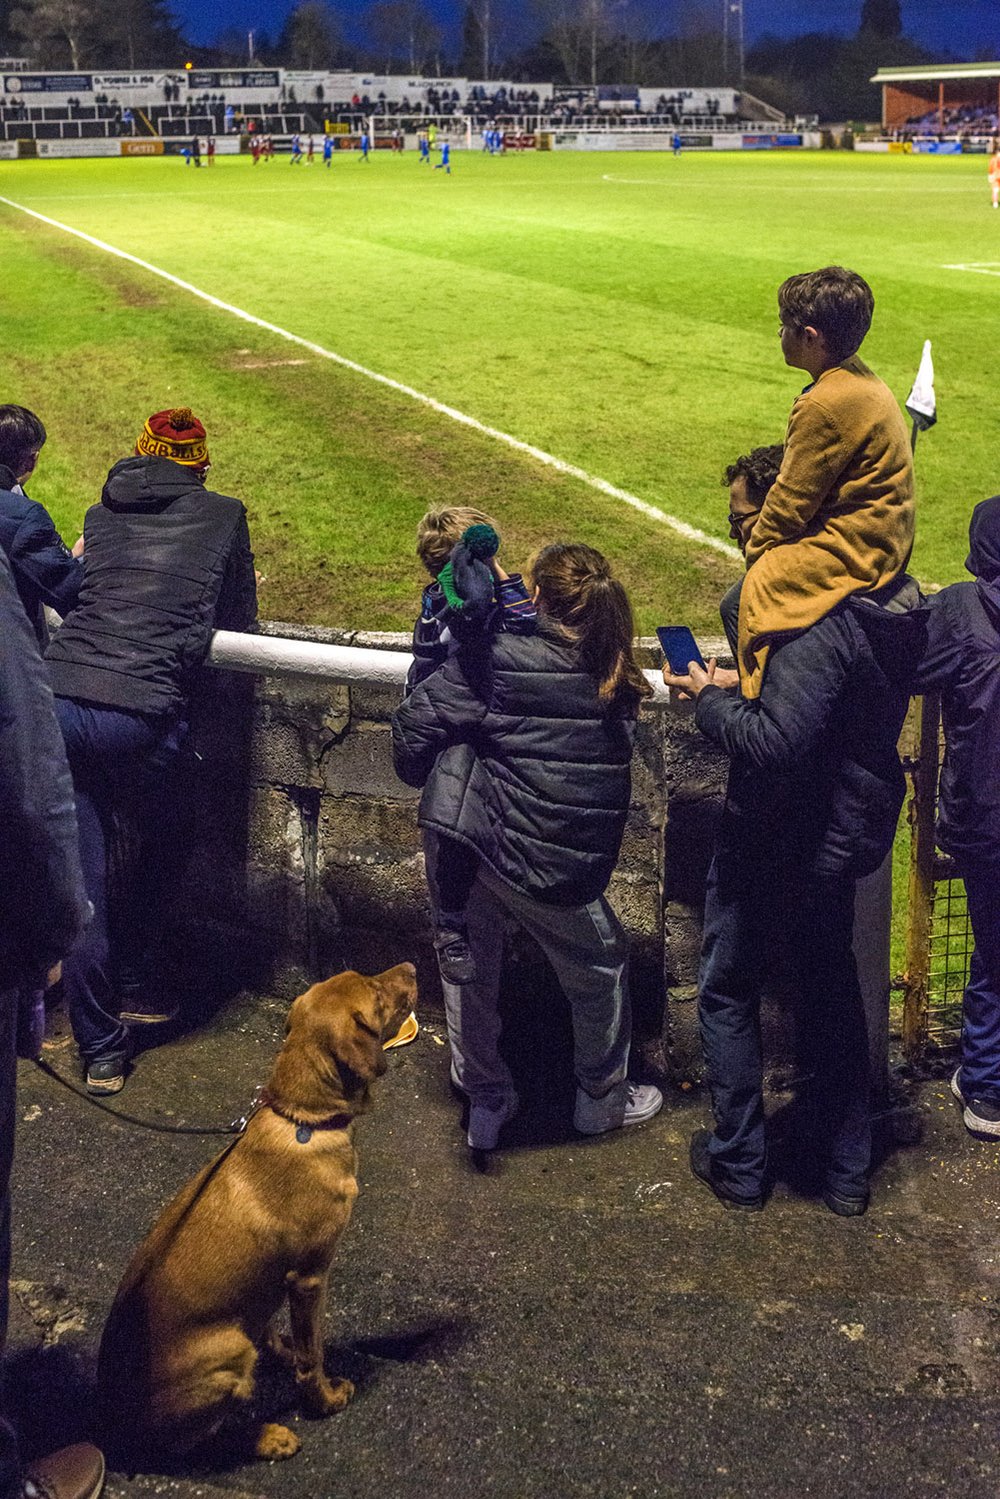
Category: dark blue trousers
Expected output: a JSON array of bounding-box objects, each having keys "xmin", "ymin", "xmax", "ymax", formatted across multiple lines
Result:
[
  {"xmin": 0, "ymin": 995, "xmax": 19, "ymax": 1499},
  {"xmin": 958, "ymin": 859, "xmax": 1000, "ymax": 1103},
  {"xmin": 54, "ymin": 700, "xmax": 185, "ymax": 1066},
  {"xmin": 698, "ymin": 848, "xmax": 871, "ymax": 1202}
]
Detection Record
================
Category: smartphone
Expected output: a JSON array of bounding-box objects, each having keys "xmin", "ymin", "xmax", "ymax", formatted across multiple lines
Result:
[{"xmin": 656, "ymin": 626, "xmax": 706, "ymax": 675}]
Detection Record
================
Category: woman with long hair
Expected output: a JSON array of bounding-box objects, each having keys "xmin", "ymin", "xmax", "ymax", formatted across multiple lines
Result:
[{"xmin": 392, "ymin": 541, "xmax": 662, "ymax": 1151}]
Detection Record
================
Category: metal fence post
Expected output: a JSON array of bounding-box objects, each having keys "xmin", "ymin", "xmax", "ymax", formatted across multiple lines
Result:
[{"xmin": 902, "ymin": 692, "xmax": 941, "ymax": 1061}]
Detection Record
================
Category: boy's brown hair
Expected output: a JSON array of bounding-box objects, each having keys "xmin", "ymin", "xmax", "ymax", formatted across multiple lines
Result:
[
  {"xmin": 416, "ymin": 505, "xmax": 496, "ymax": 577},
  {"xmin": 777, "ymin": 266, "xmax": 874, "ymax": 364}
]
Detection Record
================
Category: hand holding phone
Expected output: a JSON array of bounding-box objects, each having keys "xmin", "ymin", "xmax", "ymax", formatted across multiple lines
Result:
[{"xmin": 656, "ymin": 626, "xmax": 706, "ymax": 675}]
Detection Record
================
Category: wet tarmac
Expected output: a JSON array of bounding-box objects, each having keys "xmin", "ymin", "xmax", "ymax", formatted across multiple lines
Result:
[{"xmin": 6, "ymin": 987, "xmax": 1000, "ymax": 1499}]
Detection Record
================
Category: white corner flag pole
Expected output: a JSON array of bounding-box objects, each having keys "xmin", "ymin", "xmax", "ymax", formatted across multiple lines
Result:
[{"xmin": 905, "ymin": 339, "xmax": 936, "ymax": 454}]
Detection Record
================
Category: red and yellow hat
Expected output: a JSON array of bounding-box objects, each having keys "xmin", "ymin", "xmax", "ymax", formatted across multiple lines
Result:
[{"xmin": 136, "ymin": 407, "xmax": 209, "ymax": 467}]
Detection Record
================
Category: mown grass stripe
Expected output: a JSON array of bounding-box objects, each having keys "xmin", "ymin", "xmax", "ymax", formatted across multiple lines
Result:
[{"xmin": 0, "ymin": 190, "xmax": 740, "ymax": 562}]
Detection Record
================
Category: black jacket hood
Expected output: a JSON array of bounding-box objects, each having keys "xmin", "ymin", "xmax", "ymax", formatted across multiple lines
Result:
[
  {"xmin": 966, "ymin": 494, "xmax": 1000, "ymax": 633},
  {"xmin": 102, "ymin": 455, "xmax": 204, "ymax": 512},
  {"xmin": 845, "ymin": 573, "xmax": 926, "ymax": 682}
]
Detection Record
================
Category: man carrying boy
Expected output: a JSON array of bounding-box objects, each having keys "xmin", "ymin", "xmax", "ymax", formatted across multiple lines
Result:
[
  {"xmin": 738, "ymin": 266, "xmax": 914, "ymax": 698},
  {"xmin": 664, "ymin": 448, "xmax": 922, "ymax": 1216},
  {"xmin": 406, "ymin": 506, "xmax": 535, "ymax": 983}
]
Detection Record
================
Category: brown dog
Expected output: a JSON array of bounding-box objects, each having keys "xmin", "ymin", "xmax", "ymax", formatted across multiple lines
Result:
[{"xmin": 97, "ymin": 963, "xmax": 417, "ymax": 1462}]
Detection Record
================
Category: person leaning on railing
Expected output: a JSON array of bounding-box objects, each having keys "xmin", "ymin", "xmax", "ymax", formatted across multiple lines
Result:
[{"xmin": 45, "ymin": 407, "xmax": 257, "ymax": 1099}]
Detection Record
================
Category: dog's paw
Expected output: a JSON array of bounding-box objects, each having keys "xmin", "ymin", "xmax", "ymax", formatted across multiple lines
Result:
[
  {"xmin": 253, "ymin": 1422, "xmax": 301, "ymax": 1460},
  {"xmin": 300, "ymin": 1375, "xmax": 355, "ymax": 1416}
]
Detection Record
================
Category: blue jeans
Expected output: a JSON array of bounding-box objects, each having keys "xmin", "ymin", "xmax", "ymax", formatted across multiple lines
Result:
[
  {"xmin": 54, "ymin": 699, "xmax": 186, "ymax": 1066},
  {"xmin": 698, "ymin": 848, "xmax": 871, "ymax": 1202},
  {"xmin": 958, "ymin": 859, "xmax": 1000, "ymax": 1103}
]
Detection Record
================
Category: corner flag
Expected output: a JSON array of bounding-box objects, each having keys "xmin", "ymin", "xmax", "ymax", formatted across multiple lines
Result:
[{"xmin": 905, "ymin": 340, "xmax": 936, "ymax": 449}]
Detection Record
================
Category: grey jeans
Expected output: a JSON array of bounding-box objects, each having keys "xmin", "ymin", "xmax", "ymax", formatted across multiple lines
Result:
[{"xmin": 424, "ymin": 834, "xmax": 632, "ymax": 1108}]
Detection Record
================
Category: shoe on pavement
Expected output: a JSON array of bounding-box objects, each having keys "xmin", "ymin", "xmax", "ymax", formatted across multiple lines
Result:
[
  {"xmin": 689, "ymin": 1128, "xmax": 764, "ymax": 1212},
  {"xmin": 951, "ymin": 1068, "xmax": 1000, "ymax": 1138},
  {"xmin": 823, "ymin": 1188, "xmax": 869, "ymax": 1217},
  {"xmin": 433, "ymin": 928, "xmax": 477, "ymax": 986},
  {"xmin": 23, "ymin": 1441, "xmax": 105, "ymax": 1499},
  {"xmin": 573, "ymin": 1080, "xmax": 663, "ymax": 1136},
  {"xmin": 85, "ymin": 1056, "xmax": 126, "ymax": 1096},
  {"xmin": 467, "ymin": 1095, "xmax": 518, "ymax": 1150}
]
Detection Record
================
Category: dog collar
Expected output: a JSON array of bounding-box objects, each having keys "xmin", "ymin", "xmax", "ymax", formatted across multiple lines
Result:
[{"xmin": 261, "ymin": 1093, "xmax": 353, "ymax": 1142}]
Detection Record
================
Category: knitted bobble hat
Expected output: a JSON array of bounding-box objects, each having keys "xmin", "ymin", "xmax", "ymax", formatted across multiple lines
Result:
[{"xmin": 136, "ymin": 407, "xmax": 209, "ymax": 467}]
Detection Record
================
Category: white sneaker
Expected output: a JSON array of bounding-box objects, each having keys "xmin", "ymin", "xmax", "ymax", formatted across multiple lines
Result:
[
  {"xmin": 574, "ymin": 1080, "xmax": 663, "ymax": 1135},
  {"xmin": 467, "ymin": 1095, "xmax": 518, "ymax": 1150}
]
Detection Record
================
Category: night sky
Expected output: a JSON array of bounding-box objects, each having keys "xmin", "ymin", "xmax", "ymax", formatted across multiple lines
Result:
[{"xmin": 171, "ymin": 0, "xmax": 1000, "ymax": 61}]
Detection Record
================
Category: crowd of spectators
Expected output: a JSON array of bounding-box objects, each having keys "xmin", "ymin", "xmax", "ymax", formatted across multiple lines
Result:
[
  {"xmin": 2, "ymin": 261, "xmax": 1000, "ymax": 1492},
  {"xmin": 902, "ymin": 103, "xmax": 999, "ymax": 137}
]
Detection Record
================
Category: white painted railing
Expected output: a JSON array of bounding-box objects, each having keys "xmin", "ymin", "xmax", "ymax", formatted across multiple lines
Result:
[{"xmin": 207, "ymin": 629, "xmax": 675, "ymax": 702}]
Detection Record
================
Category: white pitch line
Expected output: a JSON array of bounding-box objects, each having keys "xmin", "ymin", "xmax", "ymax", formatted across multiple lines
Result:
[
  {"xmin": 0, "ymin": 191, "xmax": 740, "ymax": 561},
  {"xmin": 943, "ymin": 262, "xmax": 1000, "ymax": 276}
]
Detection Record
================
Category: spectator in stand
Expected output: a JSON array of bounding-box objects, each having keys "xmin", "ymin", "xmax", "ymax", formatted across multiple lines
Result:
[
  {"xmin": 0, "ymin": 405, "xmax": 83, "ymax": 648},
  {"xmin": 914, "ymin": 497, "xmax": 1000, "ymax": 1139},
  {"xmin": 46, "ymin": 407, "xmax": 257, "ymax": 1096},
  {"xmin": 0, "ymin": 544, "xmax": 103, "ymax": 1499}
]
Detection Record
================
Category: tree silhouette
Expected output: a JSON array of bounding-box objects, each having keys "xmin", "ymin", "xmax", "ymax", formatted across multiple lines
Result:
[{"xmin": 859, "ymin": 0, "xmax": 901, "ymax": 39}]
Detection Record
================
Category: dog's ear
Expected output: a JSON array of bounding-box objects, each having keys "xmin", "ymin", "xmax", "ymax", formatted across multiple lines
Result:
[{"xmin": 331, "ymin": 1004, "xmax": 388, "ymax": 1086}]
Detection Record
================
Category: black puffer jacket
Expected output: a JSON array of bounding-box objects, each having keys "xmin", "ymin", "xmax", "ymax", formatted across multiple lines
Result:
[
  {"xmin": 46, "ymin": 456, "xmax": 257, "ymax": 717},
  {"xmin": 696, "ymin": 577, "xmax": 925, "ymax": 879},
  {"xmin": 0, "ymin": 547, "xmax": 88, "ymax": 991},
  {"xmin": 392, "ymin": 626, "xmax": 638, "ymax": 906},
  {"xmin": 914, "ymin": 496, "xmax": 1000, "ymax": 867}
]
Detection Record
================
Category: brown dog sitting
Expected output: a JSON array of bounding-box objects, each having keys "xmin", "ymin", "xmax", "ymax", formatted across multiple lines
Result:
[{"xmin": 98, "ymin": 963, "xmax": 417, "ymax": 1463}]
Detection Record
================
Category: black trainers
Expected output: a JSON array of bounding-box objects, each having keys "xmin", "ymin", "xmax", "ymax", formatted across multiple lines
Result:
[
  {"xmin": 951, "ymin": 1069, "xmax": 1000, "ymax": 1138},
  {"xmin": 689, "ymin": 1128, "xmax": 764, "ymax": 1212},
  {"xmin": 433, "ymin": 928, "xmax": 477, "ymax": 985},
  {"xmin": 86, "ymin": 1056, "xmax": 126, "ymax": 1096},
  {"xmin": 823, "ymin": 1188, "xmax": 869, "ymax": 1217}
]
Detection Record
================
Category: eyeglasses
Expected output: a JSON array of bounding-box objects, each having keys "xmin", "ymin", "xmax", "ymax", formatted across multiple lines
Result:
[{"xmin": 728, "ymin": 509, "xmax": 761, "ymax": 529}]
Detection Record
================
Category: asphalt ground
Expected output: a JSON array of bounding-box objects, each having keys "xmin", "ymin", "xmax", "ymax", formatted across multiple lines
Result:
[{"xmin": 5, "ymin": 986, "xmax": 1000, "ymax": 1499}]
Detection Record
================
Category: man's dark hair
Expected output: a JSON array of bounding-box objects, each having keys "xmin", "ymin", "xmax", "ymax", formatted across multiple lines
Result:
[
  {"xmin": 0, "ymin": 405, "xmax": 46, "ymax": 478},
  {"xmin": 777, "ymin": 266, "xmax": 874, "ymax": 363},
  {"xmin": 723, "ymin": 445, "xmax": 784, "ymax": 508}
]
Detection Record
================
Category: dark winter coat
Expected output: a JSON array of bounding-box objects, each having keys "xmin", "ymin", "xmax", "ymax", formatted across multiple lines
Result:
[
  {"xmin": 913, "ymin": 495, "xmax": 1000, "ymax": 868},
  {"xmin": 0, "ymin": 547, "xmax": 88, "ymax": 991},
  {"xmin": 696, "ymin": 576, "xmax": 925, "ymax": 879},
  {"xmin": 46, "ymin": 456, "xmax": 257, "ymax": 718},
  {"xmin": 392, "ymin": 626, "xmax": 638, "ymax": 907},
  {"xmin": 0, "ymin": 463, "xmax": 83, "ymax": 647}
]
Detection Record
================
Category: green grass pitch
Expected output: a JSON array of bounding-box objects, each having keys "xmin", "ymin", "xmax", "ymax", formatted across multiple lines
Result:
[{"xmin": 1, "ymin": 147, "xmax": 997, "ymax": 632}]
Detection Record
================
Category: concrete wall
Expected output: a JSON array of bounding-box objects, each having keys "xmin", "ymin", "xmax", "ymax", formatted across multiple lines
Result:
[{"xmin": 167, "ymin": 622, "xmax": 732, "ymax": 1078}]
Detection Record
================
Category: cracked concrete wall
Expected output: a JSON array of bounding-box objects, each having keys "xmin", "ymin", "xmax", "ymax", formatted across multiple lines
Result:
[{"xmin": 167, "ymin": 624, "xmax": 736, "ymax": 1074}]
